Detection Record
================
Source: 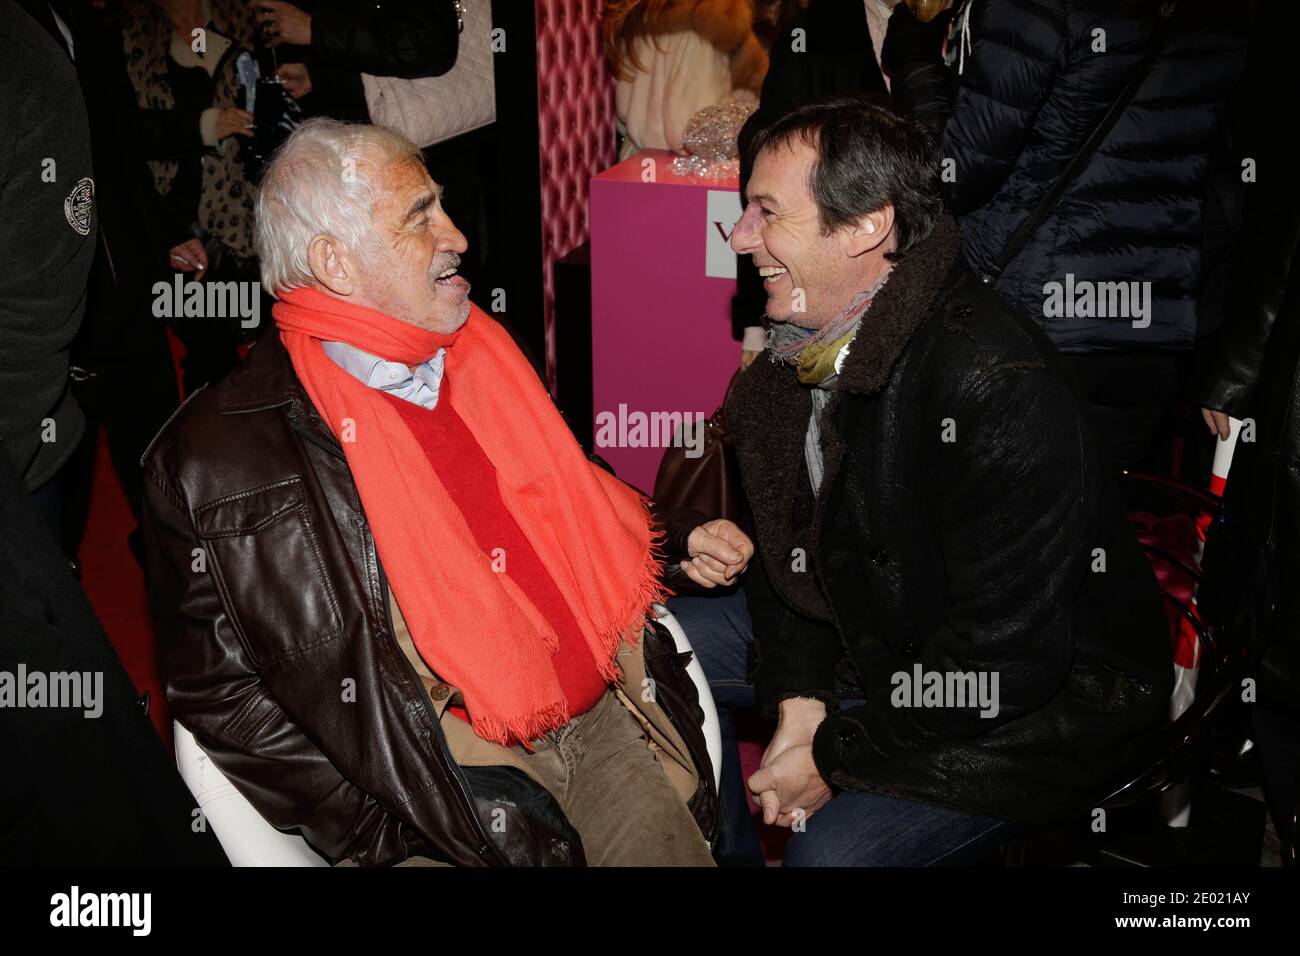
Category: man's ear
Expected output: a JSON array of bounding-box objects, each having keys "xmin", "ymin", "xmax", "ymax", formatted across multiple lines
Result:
[
  {"xmin": 845, "ymin": 205, "xmax": 896, "ymax": 259},
  {"xmin": 307, "ymin": 235, "xmax": 355, "ymax": 297}
]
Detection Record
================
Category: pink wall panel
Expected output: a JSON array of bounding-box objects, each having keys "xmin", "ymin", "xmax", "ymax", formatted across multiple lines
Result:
[{"xmin": 590, "ymin": 151, "xmax": 742, "ymax": 493}]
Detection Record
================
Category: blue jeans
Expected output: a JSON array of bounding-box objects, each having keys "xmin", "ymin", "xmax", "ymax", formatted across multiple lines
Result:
[{"xmin": 667, "ymin": 590, "xmax": 1013, "ymax": 866}]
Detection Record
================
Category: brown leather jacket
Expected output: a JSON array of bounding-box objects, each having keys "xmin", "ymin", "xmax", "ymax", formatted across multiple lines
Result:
[{"xmin": 140, "ymin": 333, "xmax": 718, "ymax": 866}]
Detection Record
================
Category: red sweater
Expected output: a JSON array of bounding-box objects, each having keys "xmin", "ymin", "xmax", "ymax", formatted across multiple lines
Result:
[{"xmin": 381, "ymin": 375, "xmax": 607, "ymax": 733}]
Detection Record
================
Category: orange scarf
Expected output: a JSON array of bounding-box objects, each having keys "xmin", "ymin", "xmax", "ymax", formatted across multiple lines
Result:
[{"xmin": 274, "ymin": 288, "xmax": 666, "ymax": 745}]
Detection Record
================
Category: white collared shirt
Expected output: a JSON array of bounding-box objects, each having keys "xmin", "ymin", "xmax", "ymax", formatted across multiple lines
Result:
[{"xmin": 321, "ymin": 341, "xmax": 446, "ymax": 410}]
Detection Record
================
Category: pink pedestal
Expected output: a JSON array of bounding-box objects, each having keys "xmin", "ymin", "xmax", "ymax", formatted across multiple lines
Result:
[{"xmin": 589, "ymin": 150, "xmax": 744, "ymax": 494}]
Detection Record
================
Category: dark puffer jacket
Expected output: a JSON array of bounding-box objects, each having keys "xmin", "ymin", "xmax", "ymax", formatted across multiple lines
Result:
[
  {"xmin": 726, "ymin": 218, "xmax": 1173, "ymax": 824},
  {"xmin": 921, "ymin": 0, "xmax": 1245, "ymax": 352}
]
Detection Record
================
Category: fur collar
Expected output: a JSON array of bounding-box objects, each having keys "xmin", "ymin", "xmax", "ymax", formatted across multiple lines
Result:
[
  {"xmin": 832, "ymin": 216, "xmax": 962, "ymax": 397},
  {"xmin": 726, "ymin": 216, "xmax": 963, "ymax": 620}
]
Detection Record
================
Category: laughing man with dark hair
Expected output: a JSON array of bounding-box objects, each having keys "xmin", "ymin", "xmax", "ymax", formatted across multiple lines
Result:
[{"xmin": 670, "ymin": 96, "xmax": 1173, "ymax": 866}]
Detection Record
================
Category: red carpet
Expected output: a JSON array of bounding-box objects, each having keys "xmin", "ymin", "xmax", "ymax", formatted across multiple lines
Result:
[
  {"xmin": 78, "ymin": 431, "xmax": 170, "ymax": 750},
  {"xmin": 77, "ymin": 331, "xmax": 190, "ymax": 750}
]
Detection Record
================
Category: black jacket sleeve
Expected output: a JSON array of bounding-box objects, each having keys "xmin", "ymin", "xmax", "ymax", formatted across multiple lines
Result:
[
  {"xmin": 887, "ymin": 58, "xmax": 954, "ymax": 134},
  {"xmin": 1196, "ymin": 69, "xmax": 1298, "ymax": 416},
  {"xmin": 129, "ymin": 106, "xmax": 203, "ymax": 250},
  {"xmin": 311, "ymin": 0, "xmax": 460, "ymax": 79},
  {"xmin": 1197, "ymin": 193, "xmax": 1300, "ymax": 416},
  {"xmin": 737, "ymin": 28, "xmax": 808, "ymax": 167},
  {"xmin": 0, "ymin": 7, "xmax": 92, "ymax": 490},
  {"xmin": 812, "ymin": 362, "xmax": 1088, "ymax": 781},
  {"xmin": 744, "ymin": 540, "xmax": 841, "ymax": 716},
  {"xmin": 737, "ymin": 0, "xmax": 886, "ymax": 166},
  {"xmin": 879, "ymin": 3, "xmax": 954, "ymax": 133}
]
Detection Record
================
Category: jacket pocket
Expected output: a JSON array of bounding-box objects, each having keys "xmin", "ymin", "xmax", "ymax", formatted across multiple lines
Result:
[{"xmin": 194, "ymin": 477, "xmax": 345, "ymax": 666}]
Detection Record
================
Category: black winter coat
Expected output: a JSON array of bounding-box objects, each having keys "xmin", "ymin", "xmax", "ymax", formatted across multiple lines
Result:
[
  {"xmin": 0, "ymin": 0, "xmax": 91, "ymax": 490},
  {"xmin": 726, "ymin": 218, "xmax": 1173, "ymax": 824},
  {"xmin": 907, "ymin": 0, "xmax": 1245, "ymax": 353},
  {"xmin": 0, "ymin": 450, "xmax": 227, "ymax": 865},
  {"xmin": 17, "ymin": 0, "xmax": 180, "ymax": 368}
]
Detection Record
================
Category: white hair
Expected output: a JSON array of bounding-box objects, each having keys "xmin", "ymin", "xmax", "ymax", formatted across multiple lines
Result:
[{"xmin": 254, "ymin": 118, "xmax": 422, "ymax": 297}]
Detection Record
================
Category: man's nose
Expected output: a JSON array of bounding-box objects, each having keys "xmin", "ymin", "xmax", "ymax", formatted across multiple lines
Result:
[
  {"xmin": 731, "ymin": 203, "xmax": 762, "ymax": 255},
  {"xmin": 438, "ymin": 216, "xmax": 468, "ymax": 256}
]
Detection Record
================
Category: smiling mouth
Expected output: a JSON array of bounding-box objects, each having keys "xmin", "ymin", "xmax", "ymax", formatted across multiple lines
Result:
[
  {"xmin": 758, "ymin": 265, "xmax": 788, "ymax": 285},
  {"xmin": 433, "ymin": 263, "xmax": 469, "ymax": 294}
]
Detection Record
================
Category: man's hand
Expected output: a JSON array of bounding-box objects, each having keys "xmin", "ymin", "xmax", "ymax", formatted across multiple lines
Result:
[
  {"xmin": 1201, "ymin": 406, "xmax": 1233, "ymax": 441},
  {"xmin": 253, "ymin": 1, "xmax": 312, "ymax": 48},
  {"xmin": 740, "ymin": 349, "xmax": 761, "ymax": 370},
  {"xmin": 277, "ymin": 63, "xmax": 312, "ymax": 99},
  {"xmin": 761, "ymin": 697, "xmax": 826, "ymax": 767},
  {"xmin": 169, "ymin": 238, "xmax": 208, "ymax": 281},
  {"xmin": 748, "ymin": 744, "xmax": 832, "ymax": 828},
  {"xmin": 751, "ymin": 697, "xmax": 827, "ymax": 825},
  {"xmin": 681, "ymin": 518, "xmax": 753, "ymax": 588}
]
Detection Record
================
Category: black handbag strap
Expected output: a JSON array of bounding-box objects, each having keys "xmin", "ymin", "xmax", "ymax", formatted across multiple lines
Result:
[{"xmin": 981, "ymin": 2, "xmax": 1182, "ymax": 284}]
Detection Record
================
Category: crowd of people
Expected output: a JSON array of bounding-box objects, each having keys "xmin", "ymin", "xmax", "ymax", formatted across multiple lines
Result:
[{"xmin": 0, "ymin": 0, "xmax": 1289, "ymax": 872}]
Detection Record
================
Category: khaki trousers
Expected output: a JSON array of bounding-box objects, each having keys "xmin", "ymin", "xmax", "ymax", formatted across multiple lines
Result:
[
  {"xmin": 340, "ymin": 690, "xmax": 715, "ymax": 867},
  {"xmin": 506, "ymin": 688, "xmax": 715, "ymax": 867}
]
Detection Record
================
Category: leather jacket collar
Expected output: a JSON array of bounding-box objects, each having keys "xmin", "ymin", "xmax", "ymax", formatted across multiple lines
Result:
[
  {"xmin": 214, "ymin": 331, "xmax": 346, "ymax": 456},
  {"xmin": 216, "ymin": 329, "xmax": 302, "ymax": 414}
]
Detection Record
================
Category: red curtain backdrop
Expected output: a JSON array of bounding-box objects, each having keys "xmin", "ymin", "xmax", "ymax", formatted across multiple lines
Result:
[{"xmin": 534, "ymin": 0, "xmax": 617, "ymax": 392}]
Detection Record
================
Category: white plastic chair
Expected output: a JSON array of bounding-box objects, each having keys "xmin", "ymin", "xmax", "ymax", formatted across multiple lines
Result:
[
  {"xmin": 651, "ymin": 602, "xmax": 724, "ymax": 794},
  {"xmin": 174, "ymin": 605, "xmax": 724, "ymax": 866},
  {"xmin": 174, "ymin": 721, "xmax": 329, "ymax": 866}
]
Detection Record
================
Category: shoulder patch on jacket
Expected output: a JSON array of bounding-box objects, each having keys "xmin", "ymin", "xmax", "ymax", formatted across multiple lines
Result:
[{"xmin": 63, "ymin": 176, "xmax": 93, "ymax": 236}]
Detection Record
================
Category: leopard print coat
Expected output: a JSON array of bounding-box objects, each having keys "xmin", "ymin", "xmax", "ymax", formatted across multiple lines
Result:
[{"xmin": 121, "ymin": 0, "xmax": 257, "ymax": 258}]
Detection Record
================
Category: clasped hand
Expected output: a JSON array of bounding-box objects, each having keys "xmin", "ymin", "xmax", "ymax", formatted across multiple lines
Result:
[
  {"xmin": 680, "ymin": 519, "xmax": 753, "ymax": 589},
  {"xmin": 748, "ymin": 697, "xmax": 832, "ymax": 829}
]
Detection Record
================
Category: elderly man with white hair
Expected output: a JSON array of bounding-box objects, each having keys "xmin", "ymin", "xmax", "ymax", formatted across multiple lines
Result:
[{"xmin": 140, "ymin": 118, "xmax": 751, "ymax": 866}]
